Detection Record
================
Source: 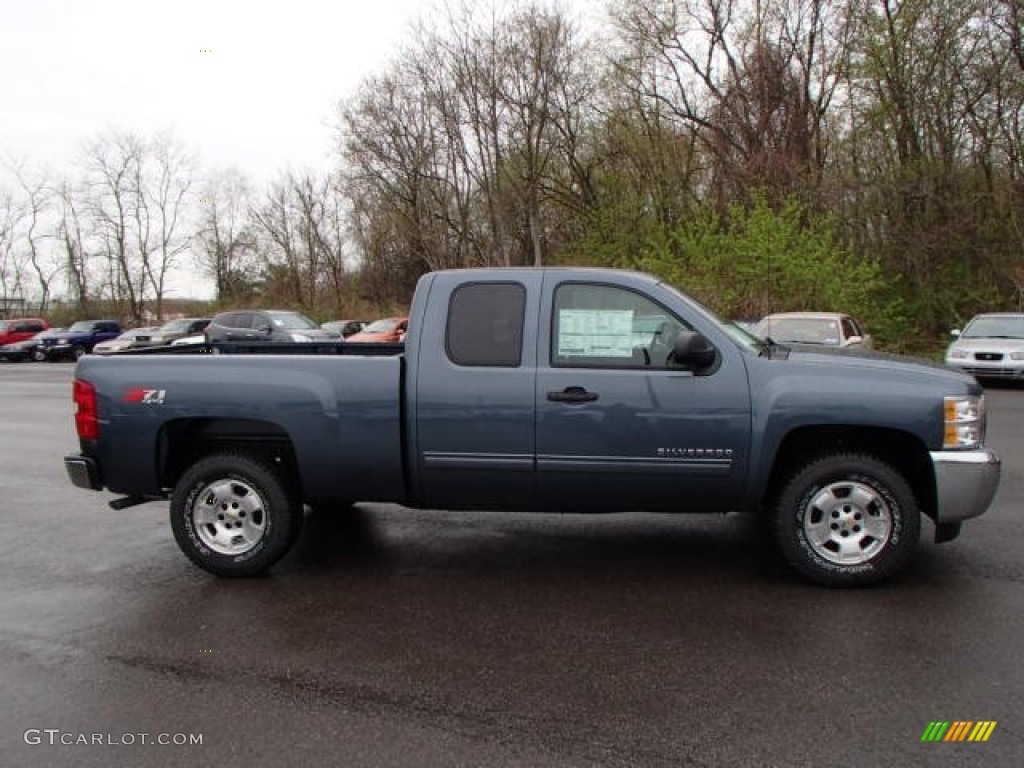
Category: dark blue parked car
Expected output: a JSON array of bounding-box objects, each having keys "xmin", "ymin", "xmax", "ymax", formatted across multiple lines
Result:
[{"xmin": 40, "ymin": 320, "xmax": 122, "ymax": 361}]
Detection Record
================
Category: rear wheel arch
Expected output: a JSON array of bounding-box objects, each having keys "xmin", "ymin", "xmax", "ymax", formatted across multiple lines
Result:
[{"xmin": 158, "ymin": 418, "xmax": 302, "ymax": 496}]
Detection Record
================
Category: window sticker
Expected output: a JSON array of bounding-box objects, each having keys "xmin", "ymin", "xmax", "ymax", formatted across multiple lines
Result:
[{"xmin": 558, "ymin": 309, "xmax": 636, "ymax": 358}]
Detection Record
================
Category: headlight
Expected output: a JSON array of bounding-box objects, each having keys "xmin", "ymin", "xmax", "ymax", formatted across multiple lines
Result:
[
  {"xmin": 289, "ymin": 332, "xmax": 312, "ymax": 342},
  {"xmin": 947, "ymin": 348, "xmax": 968, "ymax": 359},
  {"xmin": 943, "ymin": 395, "xmax": 985, "ymax": 449},
  {"xmin": 1011, "ymin": 351, "xmax": 1024, "ymax": 361}
]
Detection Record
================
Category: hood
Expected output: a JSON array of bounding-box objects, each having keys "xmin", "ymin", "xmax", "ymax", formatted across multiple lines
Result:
[
  {"xmin": 285, "ymin": 328, "xmax": 337, "ymax": 340},
  {"xmin": 948, "ymin": 336, "xmax": 1024, "ymax": 353},
  {"xmin": 778, "ymin": 343, "xmax": 977, "ymax": 389},
  {"xmin": 2, "ymin": 339, "xmax": 39, "ymax": 351},
  {"xmin": 46, "ymin": 330, "xmax": 89, "ymax": 341}
]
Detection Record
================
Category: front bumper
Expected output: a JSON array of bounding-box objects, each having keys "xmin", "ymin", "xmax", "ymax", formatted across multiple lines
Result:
[
  {"xmin": 64, "ymin": 454, "xmax": 102, "ymax": 491},
  {"xmin": 930, "ymin": 449, "xmax": 1001, "ymax": 523},
  {"xmin": 946, "ymin": 359, "xmax": 1024, "ymax": 380}
]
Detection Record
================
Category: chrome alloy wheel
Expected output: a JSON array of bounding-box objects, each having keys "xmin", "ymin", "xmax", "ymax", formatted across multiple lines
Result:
[
  {"xmin": 802, "ymin": 480, "xmax": 893, "ymax": 565},
  {"xmin": 191, "ymin": 479, "xmax": 267, "ymax": 555}
]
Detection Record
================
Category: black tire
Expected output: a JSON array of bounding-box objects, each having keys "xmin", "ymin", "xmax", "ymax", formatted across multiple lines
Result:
[
  {"xmin": 170, "ymin": 453, "xmax": 303, "ymax": 576},
  {"xmin": 72, "ymin": 345, "xmax": 88, "ymax": 360},
  {"xmin": 31, "ymin": 348, "xmax": 46, "ymax": 362},
  {"xmin": 773, "ymin": 453, "xmax": 920, "ymax": 587}
]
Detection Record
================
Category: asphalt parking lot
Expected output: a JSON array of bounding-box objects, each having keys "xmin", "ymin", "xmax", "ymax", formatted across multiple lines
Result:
[{"xmin": 1, "ymin": 362, "xmax": 1022, "ymax": 767}]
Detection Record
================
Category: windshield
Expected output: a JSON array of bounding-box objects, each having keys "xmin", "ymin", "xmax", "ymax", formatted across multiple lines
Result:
[
  {"xmin": 159, "ymin": 318, "xmax": 192, "ymax": 333},
  {"xmin": 363, "ymin": 318, "xmax": 402, "ymax": 333},
  {"xmin": 658, "ymin": 283, "xmax": 766, "ymax": 354},
  {"xmin": 268, "ymin": 312, "xmax": 318, "ymax": 331},
  {"xmin": 759, "ymin": 316, "xmax": 841, "ymax": 345},
  {"xmin": 68, "ymin": 321, "xmax": 94, "ymax": 332},
  {"xmin": 962, "ymin": 316, "xmax": 1024, "ymax": 339}
]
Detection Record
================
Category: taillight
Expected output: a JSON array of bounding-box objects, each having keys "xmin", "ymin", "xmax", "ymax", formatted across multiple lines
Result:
[{"xmin": 73, "ymin": 379, "xmax": 99, "ymax": 440}]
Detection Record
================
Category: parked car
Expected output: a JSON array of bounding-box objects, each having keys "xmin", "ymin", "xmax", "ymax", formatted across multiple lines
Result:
[
  {"xmin": 945, "ymin": 313, "xmax": 1024, "ymax": 381},
  {"xmin": 92, "ymin": 327, "xmax": 161, "ymax": 355},
  {"xmin": 321, "ymin": 319, "xmax": 368, "ymax": 338},
  {"xmin": 346, "ymin": 316, "xmax": 408, "ymax": 343},
  {"xmin": 135, "ymin": 317, "xmax": 211, "ymax": 346},
  {"xmin": 0, "ymin": 317, "xmax": 49, "ymax": 346},
  {"xmin": 39, "ymin": 320, "xmax": 122, "ymax": 360},
  {"xmin": 205, "ymin": 310, "xmax": 338, "ymax": 343},
  {"xmin": 755, "ymin": 312, "xmax": 872, "ymax": 348},
  {"xmin": 0, "ymin": 327, "xmax": 64, "ymax": 362},
  {"xmin": 170, "ymin": 334, "xmax": 206, "ymax": 346}
]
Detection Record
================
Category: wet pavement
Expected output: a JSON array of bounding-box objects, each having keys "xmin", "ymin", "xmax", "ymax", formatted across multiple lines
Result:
[{"xmin": 1, "ymin": 363, "xmax": 1022, "ymax": 767}]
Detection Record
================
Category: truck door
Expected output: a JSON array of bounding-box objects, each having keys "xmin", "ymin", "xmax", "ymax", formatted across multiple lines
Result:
[
  {"xmin": 535, "ymin": 277, "xmax": 751, "ymax": 513},
  {"xmin": 412, "ymin": 274, "xmax": 541, "ymax": 510}
]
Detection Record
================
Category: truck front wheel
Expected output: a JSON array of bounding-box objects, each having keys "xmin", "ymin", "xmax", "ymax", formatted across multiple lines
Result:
[
  {"xmin": 773, "ymin": 454, "xmax": 920, "ymax": 587},
  {"xmin": 170, "ymin": 453, "xmax": 303, "ymax": 576}
]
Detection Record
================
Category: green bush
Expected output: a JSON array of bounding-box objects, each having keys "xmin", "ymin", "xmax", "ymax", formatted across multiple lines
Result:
[{"xmin": 633, "ymin": 195, "xmax": 911, "ymax": 349}]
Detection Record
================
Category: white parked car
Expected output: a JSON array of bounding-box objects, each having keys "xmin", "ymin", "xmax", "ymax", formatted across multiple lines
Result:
[
  {"xmin": 170, "ymin": 334, "xmax": 207, "ymax": 346},
  {"xmin": 755, "ymin": 312, "xmax": 872, "ymax": 348},
  {"xmin": 945, "ymin": 313, "xmax": 1024, "ymax": 381},
  {"xmin": 92, "ymin": 327, "xmax": 160, "ymax": 355}
]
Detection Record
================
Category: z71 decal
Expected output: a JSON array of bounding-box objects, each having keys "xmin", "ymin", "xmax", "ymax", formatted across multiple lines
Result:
[{"xmin": 123, "ymin": 387, "xmax": 167, "ymax": 405}]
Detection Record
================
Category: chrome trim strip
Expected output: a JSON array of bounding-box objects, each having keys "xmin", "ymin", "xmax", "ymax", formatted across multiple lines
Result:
[
  {"xmin": 537, "ymin": 455, "xmax": 732, "ymax": 475},
  {"xmin": 422, "ymin": 452, "xmax": 534, "ymax": 471}
]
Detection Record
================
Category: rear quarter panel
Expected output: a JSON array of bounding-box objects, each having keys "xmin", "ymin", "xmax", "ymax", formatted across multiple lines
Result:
[{"xmin": 75, "ymin": 354, "xmax": 404, "ymax": 502}]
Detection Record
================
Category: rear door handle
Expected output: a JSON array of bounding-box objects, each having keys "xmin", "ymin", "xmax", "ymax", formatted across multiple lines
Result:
[{"xmin": 547, "ymin": 386, "xmax": 599, "ymax": 404}]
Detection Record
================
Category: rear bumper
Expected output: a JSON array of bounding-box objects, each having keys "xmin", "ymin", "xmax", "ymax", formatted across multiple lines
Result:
[
  {"xmin": 64, "ymin": 454, "xmax": 102, "ymax": 491},
  {"xmin": 930, "ymin": 449, "xmax": 1001, "ymax": 523}
]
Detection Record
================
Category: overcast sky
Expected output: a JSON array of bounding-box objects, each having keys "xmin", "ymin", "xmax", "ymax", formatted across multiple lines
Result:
[
  {"xmin": 0, "ymin": 0, "xmax": 436, "ymax": 181},
  {"xmin": 1, "ymin": 0, "xmax": 596, "ymax": 300}
]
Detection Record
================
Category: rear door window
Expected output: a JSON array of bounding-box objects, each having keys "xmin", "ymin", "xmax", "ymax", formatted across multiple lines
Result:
[{"xmin": 446, "ymin": 282, "xmax": 526, "ymax": 367}]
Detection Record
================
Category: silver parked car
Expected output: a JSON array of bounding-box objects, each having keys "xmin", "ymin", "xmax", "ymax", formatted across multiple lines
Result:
[
  {"xmin": 755, "ymin": 312, "xmax": 872, "ymax": 348},
  {"xmin": 945, "ymin": 313, "xmax": 1024, "ymax": 381},
  {"xmin": 91, "ymin": 327, "xmax": 160, "ymax": 355}
]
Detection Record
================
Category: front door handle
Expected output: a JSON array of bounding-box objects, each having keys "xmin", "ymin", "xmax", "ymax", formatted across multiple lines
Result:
[{"xmin": 547, "ymin": 386, "xmax": 599, "ymax": 404}]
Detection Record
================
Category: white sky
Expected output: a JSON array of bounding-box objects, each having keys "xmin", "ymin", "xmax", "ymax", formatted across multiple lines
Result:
[
  {"xmin": 1, "ymin": 0, "xmax": 433, "ymax": 182},
  {"xmin": 1, "ymin": 0, "xmax": 599, "ymax": 300}
]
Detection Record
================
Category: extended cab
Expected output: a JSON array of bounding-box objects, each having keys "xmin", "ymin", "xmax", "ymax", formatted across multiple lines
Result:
[{"xmin": 64, "ymin": 269, "xmax": 1001, "ymax": 586}]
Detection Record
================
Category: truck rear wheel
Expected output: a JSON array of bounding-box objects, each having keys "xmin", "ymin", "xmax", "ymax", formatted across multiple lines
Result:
[
  {"xmin": 773, "ymin": 453, "xmax": 920, "ymax": 587},
  {"xmin": 170, "ymin": 453, "xmax": 303, "ymax": 576}
]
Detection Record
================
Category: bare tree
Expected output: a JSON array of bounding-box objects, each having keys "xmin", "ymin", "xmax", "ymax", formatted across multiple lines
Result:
[
  {"xmin": 610, "ymin": 0, "xmax": 853, "ymax": 206},
  {"xmin": 81, "ymin": 131, "xmax": 147, "ymax": 321},
  {"xmin": 54, "ymin": 179, "xmax": 93, "ymax": 313},
  {"xmin": 250, "ymin": 170, "xmax": 353, "ymax": 312},
  {"xmin": 79, "ymin": 130, "xmax": 195, "ymax": 323},
  {"xmin": 0, "ymin": 186, "xmax": 22, "ymax": 310},
  {"xmin": 137, "ymin": 132, "xmax": 194, "ymax": 319},
  {"xmin": 0, "ymin": 161, "xmax": 65, "ymax": 314},
  {"xmin": 196, "ymin": 168, "xmax": 259, "ymax": 302}
]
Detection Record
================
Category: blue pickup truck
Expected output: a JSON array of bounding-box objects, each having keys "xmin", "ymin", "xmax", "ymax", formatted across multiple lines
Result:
[
  {"xmin": 64, "ymin": 268, "xmax": 1001, "ymax": 586},
  {"xmin": 41, "ymin": 319, "xmax": 122, "ymax": 360}
]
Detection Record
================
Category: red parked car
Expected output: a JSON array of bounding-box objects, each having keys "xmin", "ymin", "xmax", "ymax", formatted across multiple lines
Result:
[
  {"xmin": 0, "ymin": 318, "xmax": 48, "ymax": 346},
  {"xmin": 346, "ymin": 317, "xmax": 408, "ymax": 343}
]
